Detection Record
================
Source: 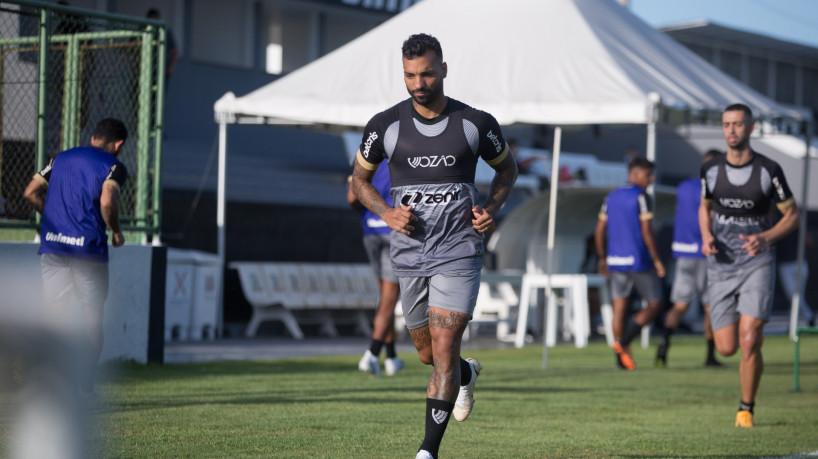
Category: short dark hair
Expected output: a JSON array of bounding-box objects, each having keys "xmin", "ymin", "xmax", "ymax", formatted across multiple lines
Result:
[
  {"xmin": 724, "ymin": 103, "xmax": 753, "ymax": 120},
  {"xmin": 628, "ymin": 156, "xmax": 654, "ymax": 172},
  {"xmin": 147, "ymin": 8, "xmax": 160, "ymax": 19},
  {"xmin": 702, "ymin": 149, "xmax": 722, "ymax": 163},
  {"xmin": 402, "ymin": 33, "xmax": 442, "ymax": 61},
  {"xmin": 93, "ymin": 118, "xmax": 128, "ymax": 143}
]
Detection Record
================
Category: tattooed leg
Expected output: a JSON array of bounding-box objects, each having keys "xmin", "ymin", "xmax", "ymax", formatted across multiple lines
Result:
[
  {"xmin": 427, "ymin": 306, "xmax": 470, "ymax": 402},
  {"xmin": 408, "ymin": 325, "xmax": 433, "ymax": 365}
]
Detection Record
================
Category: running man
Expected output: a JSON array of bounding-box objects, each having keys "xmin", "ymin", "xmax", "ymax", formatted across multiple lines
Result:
[
  {"xmin": 23, "ymin": 118, "xmax": 128, "ymax": 397},
  {"xmin": 656, "ymin": 149, "xmax": 723, "ymax": 368},
  {"xmin": 350, "ymin": 33, "xmax": 518, "ymax": 459},
  {"xmin": 700, "ymin": 103, "xmax": 799, "ymax": 428},
  {"xmin": 595, "ymin": 157, "xmax": 666, "ymax": 370},
  {"xmin": 347, "ymin": 164, "xmax": 404, "ymax": 377}
]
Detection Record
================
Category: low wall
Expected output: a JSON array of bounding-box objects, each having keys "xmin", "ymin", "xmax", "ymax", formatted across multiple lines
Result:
[{"xmin": 0, "ymin": 242, "xmax": 166, "ymax": 363}]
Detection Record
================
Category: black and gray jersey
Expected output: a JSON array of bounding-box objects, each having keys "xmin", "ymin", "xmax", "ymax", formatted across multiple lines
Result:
[
  {"xmin": 700, "ymin": 152, "xmax": 795, "ymax": 271},
  {"xmin": 357, "ymin": 98, "xmax": 508, "ymax": 276}
]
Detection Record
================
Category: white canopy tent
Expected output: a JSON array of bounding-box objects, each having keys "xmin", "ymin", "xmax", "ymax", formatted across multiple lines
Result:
[{"xmin": 213, "ymin": 0, "xmax": 810, "ymax": 339}]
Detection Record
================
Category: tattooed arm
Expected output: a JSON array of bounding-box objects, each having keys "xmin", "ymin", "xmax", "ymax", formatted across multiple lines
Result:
[
  {"xmin": 350, "ymin": 160, "xmax": 417, "ymax": 235},
  {"xmin": 473, "ymin": 153, "xmax": 518, "ymax": 234}
]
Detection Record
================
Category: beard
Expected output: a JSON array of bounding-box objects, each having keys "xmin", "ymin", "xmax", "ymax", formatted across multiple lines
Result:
[{"xmin": 409, "ymin": 83, "xmax": 443, "ymax": 107}]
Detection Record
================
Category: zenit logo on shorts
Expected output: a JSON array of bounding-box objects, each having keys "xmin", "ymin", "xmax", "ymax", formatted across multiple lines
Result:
[{"xmin": 400, "ymin": 189, "xmax": 461, "ymax": 206}]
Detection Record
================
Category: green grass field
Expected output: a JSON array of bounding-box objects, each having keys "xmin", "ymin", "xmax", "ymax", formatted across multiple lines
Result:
[{"xmin": 92, "ymin": 334, "xmax": 818, "ymax": 458}]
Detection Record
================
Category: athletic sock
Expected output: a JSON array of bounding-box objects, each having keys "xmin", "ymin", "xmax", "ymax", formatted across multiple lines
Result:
[
  {"xmin": 662, "ymin": 327, "xmax": 674, "ymax": 341},
  {"xmin": 368, "ymin": 340, "xmax": 384, "ymax": 357},
  {"xmin": 459, "ymin": 358, "xmax": 472, "ymax": 386},
  {"xmin": 739, "ymin": 400, "xmax": 755, "ymax": 415},
  {"xmin": 620, "ymin": 322, "xmax": 643, "ymax": 347},
  {"xmin": 419, "ymin": 398, "xmax": 454, "ymax": 458},
  {"xmin": 385, "ymin": 342, "xmax": 396, "ymax": 359},
  {"xmin": 706, "ymin": 339, "xmax": 716, "ymax": 360}
]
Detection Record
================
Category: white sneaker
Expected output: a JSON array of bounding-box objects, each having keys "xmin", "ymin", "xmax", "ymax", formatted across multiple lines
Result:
[
  {"xmin": 358, "ymin": 350, "xmax": 381, "ymax": 377},
  {"xmin": 415, "ymin": 449, "xmax": 434, "ymax": 459},
  {"xmin": 453, "ymin": 357, "xmax": 482, "ymax": 422},
  {"xmin": 384, "ymin": 357, "xmax": 405, "ymax": 376}
]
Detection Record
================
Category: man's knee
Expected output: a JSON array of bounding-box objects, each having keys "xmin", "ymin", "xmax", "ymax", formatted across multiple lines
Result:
[{"xmin": 417, "ymin": 349, "xmax": 433, "ymax": 366}]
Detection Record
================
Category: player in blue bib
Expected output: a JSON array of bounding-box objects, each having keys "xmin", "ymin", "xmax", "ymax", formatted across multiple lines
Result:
[
  {"xmin": 348, "ymin": 164, "xmax": 405, "ymax": 377},
  {"xmin": 595, "ymin": 157, "xmax": 666, "ymax": 370},
  {"xmin": 24, "ymin": 118, "xmax": 128, "ymax": 397},
  {"xmin": 656, "ymin": 149, "xmax": 723, "ymax": 368}
]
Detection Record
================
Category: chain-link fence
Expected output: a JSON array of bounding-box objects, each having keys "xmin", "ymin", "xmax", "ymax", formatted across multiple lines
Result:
[{"xmin": 0, "ymin": 0, "xmax": 165, "ymax": 239}]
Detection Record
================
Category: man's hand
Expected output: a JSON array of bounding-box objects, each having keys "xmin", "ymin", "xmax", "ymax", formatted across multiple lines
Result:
[
  {"xmin": 112, "ymin": 231, "xmax": 125, "ymax": 247},
  {"xmin": 739, "ymin": 234, "xmax": 766, "ymax": 257},
  {"xmin": 654, "ymin": 260, "xmax": 666, "ymax": 278},
  {"xmin": 597, "ymin": 258, "xmax": 609, "ymax": 279},
  {"xmin": 472, "ymin": 206, "xmax": 495, "ymax": 234},
  {"xmin": 701, "ymin": 233, "xmax": 718, "ymax": 256},
  {"xmin": 382, "ymin": 206, "xmax": 417, "ymax": 235}
]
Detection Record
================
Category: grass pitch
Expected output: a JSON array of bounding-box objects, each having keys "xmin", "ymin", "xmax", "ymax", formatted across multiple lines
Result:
[{"xmin": 93, "ymin": 334, "xmax": 818, "ymax": 458}]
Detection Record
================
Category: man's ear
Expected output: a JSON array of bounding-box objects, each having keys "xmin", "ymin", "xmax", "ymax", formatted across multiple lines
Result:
[
  {"xmin": 112, "ymin": 139, "xmax": 125, "ymax": 155},
  {"xmin": 441, "ymin": 61, "xmax": 447, "ymax": 79}
]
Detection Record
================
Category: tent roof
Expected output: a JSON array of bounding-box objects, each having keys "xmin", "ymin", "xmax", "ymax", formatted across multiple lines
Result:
[{"xmin": 213, "ymin": 0, "xmax": 801, "ymax": 127}]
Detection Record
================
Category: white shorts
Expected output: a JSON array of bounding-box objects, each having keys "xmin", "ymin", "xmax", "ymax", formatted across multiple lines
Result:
[{"xmin": 41, "ymin": 253, "xmax": 108, "ymax": 311}]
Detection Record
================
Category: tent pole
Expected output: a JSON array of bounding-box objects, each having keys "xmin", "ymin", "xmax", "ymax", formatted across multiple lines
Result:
[
  {"xmin": 542, "ymin": 126, "xmax": 562, "ymax": 370},
  {"xmin": 789, "ymin": 119, "xmax": 812, "ymax": 340},
  {"xmin": 217, "ymin": 119, "xmax": 227, "ymax": 338}
]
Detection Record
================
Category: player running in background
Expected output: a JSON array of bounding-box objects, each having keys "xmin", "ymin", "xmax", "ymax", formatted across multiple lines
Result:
[
  {"xmin": 595, "ymin": 157, "xmax": 666, "ymax": 370},
  {"xmin": 656, "ymin": 149, "xmax": 723, "ymax": 368},
  {"xmin": 347, "ymin": 165, "xmax": 404, "ymax": 377}
]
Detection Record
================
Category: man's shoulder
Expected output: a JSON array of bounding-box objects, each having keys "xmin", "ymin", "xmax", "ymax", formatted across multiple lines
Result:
[
  {"xmin": 751, "ymin": 151, "xmax": 782, "ymax": 171},
  {"xmin": 452, "ymin": 98, "xmax": 498, "ymax": 124},
  {"xmin": 368, "ymin": 99, "xmax": 408, "ymax": 126}
]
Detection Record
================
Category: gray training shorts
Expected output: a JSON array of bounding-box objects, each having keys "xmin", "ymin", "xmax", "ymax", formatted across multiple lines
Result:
[
  {"xmin": 708, "ymin": 262, "xmax": 774, "ymax": 331},
  {"xmin": 41, "ymin": 253, "xmax": 109, "ymax": 310},
  {"xmin": 670, "ymin": 257, "xmax": 708, "ymax": 305},
  {"xmin": 399, "ymin": 268, "xmax": 481, "ymax": 330},
  {"xmin": 610, "ymin": 270, "xmax": 662, "ymax": 303},
  {"xmin": 363, "ymin": 234, "xmax": 398, "ymax": 283}
]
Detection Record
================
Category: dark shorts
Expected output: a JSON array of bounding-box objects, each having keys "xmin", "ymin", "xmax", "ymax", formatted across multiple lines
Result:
[
  {"xmin": 610, "ymin": 270, "xmax": 661, "ymax": 302},
  {"xmin": 399, "ymin": 268, "xmax": 481, "ymax": 329},
  {"xmin": 363, "ymin": 234, "xmax": 397, "ymax": 283}
]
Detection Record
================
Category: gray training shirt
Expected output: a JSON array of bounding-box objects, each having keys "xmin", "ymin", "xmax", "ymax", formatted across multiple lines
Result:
[{"xmin": 356, "ymin": 98, "xmax": 508, "ymax": 277}]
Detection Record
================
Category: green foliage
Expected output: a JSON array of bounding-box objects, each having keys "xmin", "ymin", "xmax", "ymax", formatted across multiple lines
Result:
[{"xmin": 96, "ymin": 335, "xmax": 817, "ymax": 458}]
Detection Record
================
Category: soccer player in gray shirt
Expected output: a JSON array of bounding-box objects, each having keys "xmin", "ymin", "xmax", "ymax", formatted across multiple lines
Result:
[
  {"xmin": 351, "ymin": 33, "xmax": 517, "ymax": 458},
  {"xmin": 699, "ymin": 103, "xmax": 799, "ymax": 428}
]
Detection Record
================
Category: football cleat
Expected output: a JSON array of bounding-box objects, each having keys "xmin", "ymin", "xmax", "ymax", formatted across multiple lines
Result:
[
  {"xmin": 735, "ymin": 410, "xmax": 754, "ymax": 428},
  {"xmin": 612, "ymin": 341, "xmax": 636, "ymax": 370},
  {"xmin": 453, "ymin": 358, "xmax": 482, "ymax": 422},
  {"xmin": 358, "ymin": 350, "xmax": 382, "ymax": 377}
]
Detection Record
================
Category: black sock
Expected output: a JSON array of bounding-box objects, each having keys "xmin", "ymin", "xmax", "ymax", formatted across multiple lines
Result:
[
  {"xmin": 739, "ymin": 400, "xmax": 754, "ymax": 414},
  {"xmin": 706, "ymin": 339, "xmax": 716, "ymax": 360},
  {"xmin": 459, "ymin": 358, "xmax": 471, "ymax": 386},
  {"xmin": 419, "ymin": 398, "xmax": 454, "ymax": 458},
  {"xmin": 385, "ymin": 342, "xmax": 396, "ymax": 359},
  {"xmin": 369, "ymin": 340, "xmax": 384, "ymax": 356},
  {"xmin": 662, "ymin": 327, "xmax": 674, "ymax": 341},
  {"xmin": 620, "ymin": 322, "xmax": 642, "ymax": 347}
]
